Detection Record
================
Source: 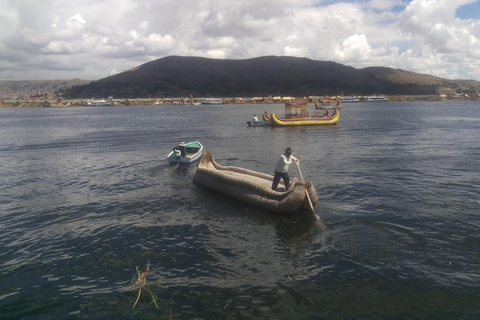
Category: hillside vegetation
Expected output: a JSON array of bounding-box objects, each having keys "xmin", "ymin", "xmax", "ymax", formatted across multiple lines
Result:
[{"xmin": 3, "ymin": 56, "xmax": 480, "ymax": 99}]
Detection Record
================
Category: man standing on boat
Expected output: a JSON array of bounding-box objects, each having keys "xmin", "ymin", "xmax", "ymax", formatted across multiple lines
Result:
[
  {"xmin": 253, "ymin": 114, "xmax": 258, "ymax": 123},
  {"xmin": 272, "ymin": 147, "xmax": 299, "ymax": 191},
  {"xmin": 179, "ymin": 142, "xmax": 186, "ymax": 157}
]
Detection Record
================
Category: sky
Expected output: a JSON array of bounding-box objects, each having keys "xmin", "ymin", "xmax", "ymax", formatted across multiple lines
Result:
[{"xmin": 1, "ymin": 0, "xmax": 480, "ymax": 81}]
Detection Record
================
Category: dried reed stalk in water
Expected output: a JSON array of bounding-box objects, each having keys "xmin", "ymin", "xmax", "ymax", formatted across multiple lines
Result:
[{"xmin": 125, "ymin": 261, "xmax": 158, "ymax": 310}]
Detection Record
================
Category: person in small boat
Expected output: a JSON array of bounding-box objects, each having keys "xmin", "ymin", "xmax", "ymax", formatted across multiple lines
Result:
[
  {"xmin": 323, "ymin": 109, "xmax": 330, "ymax": 118},
  {"xmin": 253, "ymin": 114, "xmax": 258, "ymax": 123},
  {"xmin": 174, "ymin": 147, "xmax": 181, "ymax": 158},
  {"xmin": 272, "ymin": 147, "xmax": 299, "ymax": 191},
  {"xmin": 179, "ymin": 142, "xmax": 186, "ymax": 157}
]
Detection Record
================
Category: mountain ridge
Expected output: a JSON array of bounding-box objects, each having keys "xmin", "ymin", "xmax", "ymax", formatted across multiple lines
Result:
[
  {"xmin": 63, "ymin": 56, "xmax": 479, "ymax": 98},
  {"xmin": 2, "ymin": 56, "xmax": 479, "ymax": 99}
]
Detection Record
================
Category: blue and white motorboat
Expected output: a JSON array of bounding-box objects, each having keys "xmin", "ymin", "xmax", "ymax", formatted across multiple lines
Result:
[{"xmin": 167, "ymin": 141, "xmax": 204, "ymax": 164}]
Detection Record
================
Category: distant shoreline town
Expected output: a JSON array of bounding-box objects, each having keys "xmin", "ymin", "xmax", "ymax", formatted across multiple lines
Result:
[{"xmin": 0, "ymin": 93, "xmax": 478, "ymax": 108}]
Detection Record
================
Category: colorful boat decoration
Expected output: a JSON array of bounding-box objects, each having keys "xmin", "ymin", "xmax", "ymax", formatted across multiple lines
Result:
[{"xmin": 270, "ymin": 101, "xmax": 340, "ymax": 126}]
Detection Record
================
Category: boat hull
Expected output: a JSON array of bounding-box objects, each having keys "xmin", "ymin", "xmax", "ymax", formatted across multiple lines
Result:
[
  {"xmin": 193, "ymin": 151, "xmax": 318, "ymax": 213},
  {"xmin": 246, "ymin": 120, "xmax": 271, "ymax": 127},
  {"xmin": 262, "ymin": 112, "xmax": 270, "ymax": 121},
  {"xmin": 270, "ymin": 109, "xmax": 339, "ymax": 126},
  {"xmin": 167, "ymin": 141, "xmax": 204, "ymax": 165}
]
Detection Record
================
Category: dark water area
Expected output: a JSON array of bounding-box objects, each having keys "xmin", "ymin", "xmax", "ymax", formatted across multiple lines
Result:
[{"xmin": 0, "ymin": 102, "xmax": 479, "ymax": 319}]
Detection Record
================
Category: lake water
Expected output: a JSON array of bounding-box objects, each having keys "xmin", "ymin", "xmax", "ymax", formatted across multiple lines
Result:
[{"xmin": 0, "ymin": 102, "xmax": 479, "ymax": 319}]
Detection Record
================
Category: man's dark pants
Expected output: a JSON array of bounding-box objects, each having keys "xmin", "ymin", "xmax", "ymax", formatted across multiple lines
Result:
[{"xmin": 272, "ymin": 171, "xmax": 290, "ymax": 191}]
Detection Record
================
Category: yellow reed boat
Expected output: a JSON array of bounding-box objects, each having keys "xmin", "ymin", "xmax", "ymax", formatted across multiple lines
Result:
[{"xmin": 270, "ymin": 101, "xmax": 340, "ymax": 126}]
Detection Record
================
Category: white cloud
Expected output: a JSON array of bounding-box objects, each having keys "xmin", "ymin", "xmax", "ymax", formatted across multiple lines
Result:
[
  {"xmin": 142, "ymin": 33, "xmax": 176, "ymax": 54},
  {"xmin": 68, "ymin": 13, "xmax": 86, "ymax": 25},
  {"xmin": 336, "ymin": 34, "xmax": 372, "ymax": 61},
  {"xmin": 207, "ymin": 49, "xmax": 226, "ymax": 59},
  {"xmin": 0, "ymin": 0, "xmax": 479, "ymax": 80}
]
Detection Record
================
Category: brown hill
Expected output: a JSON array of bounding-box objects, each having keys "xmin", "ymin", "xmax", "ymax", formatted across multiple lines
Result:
[
  {"xmin": 0, "ymin": 79, "xmax": 91, "ymax": 99},
  {"xmin": 48, "ymin": 56, "xmax": 480, "ymax": 98}
]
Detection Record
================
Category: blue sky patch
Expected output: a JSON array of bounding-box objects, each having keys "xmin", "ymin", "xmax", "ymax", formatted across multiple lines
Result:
[{"xmin": 456, "ymin": 1, "xmax": 480, "ymax": 20}]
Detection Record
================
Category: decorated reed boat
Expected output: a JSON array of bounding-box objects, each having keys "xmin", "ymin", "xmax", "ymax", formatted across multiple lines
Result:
[
  {"xmin": 193, "ymin": 150, "xmax": 318, "ymax": 213},
  {"xmin": 315, "ymin": 99, "xmax": 342, "ymax": 110},
  {"xmin": 270, "ymin": 101, "xmax": 340, "ymax": 126}
]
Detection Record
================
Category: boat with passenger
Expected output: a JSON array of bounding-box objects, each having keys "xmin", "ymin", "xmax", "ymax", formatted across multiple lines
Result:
[
  {"xmin": 269, "ymin": 101, "xmax": 340, "ymax": 126},
  {"xmin": 193, "ymin": 150, "xmax": 318, "ymax": 213},
  {"xmin": 167, "ymin": 141, "xmax": 204, "ymax": 164},
  {"xmin": 200, "ymin": 98, "xmax": 223, "ymax": 105},
  {"xmin": 246, "ymin": 112, "xmax": 271, "ymax": 127}
]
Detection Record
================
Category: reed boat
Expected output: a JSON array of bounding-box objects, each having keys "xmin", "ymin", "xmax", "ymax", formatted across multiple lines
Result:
[
  {"xmin": 193, "ymin": 150, "xmax": 318, "ymax": 213},
  {"xmin": 269, "ymin": 101, "xmax": 340, "ymax": 126},
  {"xmin": 262, "ymin": 111, "xmax": 270, "ymax": 121},
  {"xmin": 315, "ymin": 100, "xmax": 342, "ymax": 110},
  {"xmin": 271, "ymin": 109, "xmax": 339, "ymax": 126}
]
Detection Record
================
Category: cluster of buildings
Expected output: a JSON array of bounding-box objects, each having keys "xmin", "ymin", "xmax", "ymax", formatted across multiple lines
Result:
[{"xmin": 2, "ymin": 93, "xmax": 480, "ymax": 108}]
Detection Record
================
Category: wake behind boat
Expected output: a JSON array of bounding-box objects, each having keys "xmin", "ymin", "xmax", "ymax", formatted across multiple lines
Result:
[
  {"xmin": 167, "ymin": 141, "xmax": 204, "ymax": 164},
  {"xmin": 193, "ymin": 150, "xmax": 318, "ymax": 213}
]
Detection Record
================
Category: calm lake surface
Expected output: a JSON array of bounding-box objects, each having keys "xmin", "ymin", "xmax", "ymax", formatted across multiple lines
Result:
[{"xmin": 0, "ymin": 101, "xmax": 479, "ymax": 319}]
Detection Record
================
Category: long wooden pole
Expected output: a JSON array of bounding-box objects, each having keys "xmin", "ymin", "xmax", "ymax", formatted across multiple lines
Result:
[{"xmin": 295, "ymin": 162, "xmax": 320, "ymax": 220}]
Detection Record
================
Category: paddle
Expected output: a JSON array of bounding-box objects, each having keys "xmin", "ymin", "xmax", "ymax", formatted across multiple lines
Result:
[
  {"xmin": 295, "ymin": 161, "xmax": 329, "ymax": 235},
  {"xmin": 295, "ymin": 161, "xmax": 321, "ymax": 220}
]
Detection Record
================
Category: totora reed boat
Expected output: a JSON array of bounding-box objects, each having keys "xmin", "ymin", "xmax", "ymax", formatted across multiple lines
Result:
[
  {"xmin": 193, "ymin": 150, "xmax": 318, "ymax": 213},
  {"xmin": 269, "ymin": 101, "xmax": 340, "ymax": 126}
]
